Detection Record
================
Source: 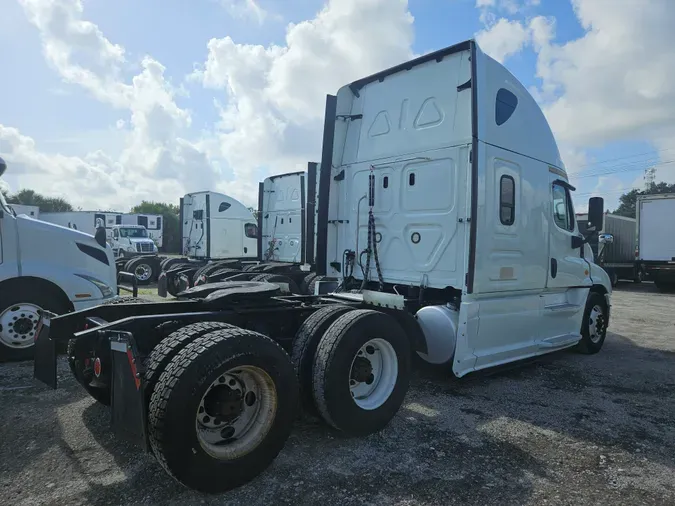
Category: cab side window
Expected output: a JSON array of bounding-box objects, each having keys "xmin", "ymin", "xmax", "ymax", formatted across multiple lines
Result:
[{"xmin": 552, "ymin": 183, "xmax": 574, "ymax": 231}]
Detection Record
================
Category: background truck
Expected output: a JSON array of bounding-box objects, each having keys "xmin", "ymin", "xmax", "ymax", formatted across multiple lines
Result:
[
  {"xmin": 577, "ymin": 212, "xmax": 642, "ymax": 286},
  {"xmin": 10, "ymin": 204, "xmax": 40, "ymax": 219},
  {"xmin": 35, "ymin": 39, "xmax": 612, "ymax": 494},
  {"xmin": 260, "ymin": 162, "xmax": 320, "ymax": 265},
  {"xmin": 160, "ymin": 165, "xmax": 326, "ymax": 296},
  {"xmin": 0, "ymin": 157, "xmax": 120, "ymax": 362},
  {"xmin": 636, "ymin": 193, "xmax": 675, "ymax": 291},
  {"xmin": 122, "ymin": 213, "xmax": 163, "ymax": 249},
  {"xmin": 41, "ymin": 211, "xmax": 122, "ymax": 240}
]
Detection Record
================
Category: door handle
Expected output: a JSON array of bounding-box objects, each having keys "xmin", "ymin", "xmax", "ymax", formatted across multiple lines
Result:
[{"xmin": 551, "ymin": 258, "xmax": 558, "ymax": 278}]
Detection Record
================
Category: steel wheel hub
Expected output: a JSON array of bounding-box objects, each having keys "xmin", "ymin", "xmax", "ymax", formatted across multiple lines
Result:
[
  {"xmin": 349, "ymin": 338, "xmax": 398, "ymax": 411},
  {"xmin": 589, "ymin": 305, "xmax": 606, "ymax": 344},
  {"xmin": 196, "ymin": 366, "xmax": 277, "ymax": 460},
  {"xmin": 134, "ymin": 264, "xmax": 152, "ymax": 281},
  {"xmin": 0, "ymin": 303, "xmax": 42, "ymax": 349}
]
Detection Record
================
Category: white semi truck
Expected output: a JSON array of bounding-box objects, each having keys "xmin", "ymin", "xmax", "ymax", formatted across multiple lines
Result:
[
  {"xmin": 35, "ymin": 39, "xmax": 612, "ymax": 493},
  {"xmin": 121, "ymin": 213, "xmax": 164, "ymax": 249},
  {"xmin": 636, "ymin": 193, "xmax": 675, "ymax": 291},
  {"xmin": 0, "ymin": 157, "xmax": 120, "ymax": 361}
]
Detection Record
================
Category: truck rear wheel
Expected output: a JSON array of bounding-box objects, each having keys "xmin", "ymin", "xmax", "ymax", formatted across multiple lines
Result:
[
  {"xmin": 251, "ymin": 273, "xmax": 300, "ymax": 294},
  {"xmin": 575, "ymin": 292, "xmax": 608, "ymax": 354},
  {"xmin": 312, "ymin": 309, "xmax": 411, "ymax": 436},
  {"xmin": 291, "ymin": 305, "xmax": 355, "ymax": 413},
  {"xmin": 0, "ymin": 286, "xmax": 69, "ymax": 362},
  {"xmin": 144, "ymin": 321, "xmax": 235, "ymax": 401},
  {"xmin": 148, "ymin": 328, "xmax": 298, "ymax": 493},
  {"xmin": 126, "ymin": 257, "xmax": 157, "ymax": 285},
  {"xmin": 300, "ymin": 273, "xmax": 317, "ymax": 295}
]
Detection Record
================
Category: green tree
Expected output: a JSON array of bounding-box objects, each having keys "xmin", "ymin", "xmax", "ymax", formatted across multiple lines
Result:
[
  {"xmin": 130, "ymin": 201, "xmax": 181, "ymax": 253},
  {"xmin": 614, "ymin": 182, "xmax": 675, "ymax": 218},
  {"xmin": 5, "ymin": 188, "xmax": 73, "ymax": 212},
  {"xmin": 247, "ymin": 206, "xmax": 260, "ymax": 220}
]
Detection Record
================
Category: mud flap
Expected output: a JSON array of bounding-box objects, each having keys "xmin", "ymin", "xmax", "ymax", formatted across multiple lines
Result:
[
  {"xmin": 109, "ymin": 332, "xmax": 149, "ymax": 452},
  {"xmin": 33, "ymin": 312, "xmax": 57, "ymax": 389},
  {"xmin": 157, "ymin": 271, "xmax": 168, "ymax": 298}
]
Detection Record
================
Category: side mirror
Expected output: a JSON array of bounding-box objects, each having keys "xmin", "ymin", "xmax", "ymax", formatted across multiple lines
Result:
[
  {"xmin": 0, "ymin": 156, "xmax": 6, "ymax": 177},
  {"xmin": 599, "ymin": 233, "xmax": 614, "ymax": 245},
  {"xmin": 587, "ymin": 197, "xmax": 604, "ymax": 232}
]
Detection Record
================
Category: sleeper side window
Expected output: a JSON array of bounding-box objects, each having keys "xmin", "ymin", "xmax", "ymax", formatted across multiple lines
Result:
[
  {"xmin": 499, "ymin": 175, "xmax": 515, "ymax": 226},
  {"xmin": 496, "ymin": 89, "xmax": 518, "ymax": 126},
  {"xmin": 552, "ymin": 183, "xmax": 574, "ymax": 232}
]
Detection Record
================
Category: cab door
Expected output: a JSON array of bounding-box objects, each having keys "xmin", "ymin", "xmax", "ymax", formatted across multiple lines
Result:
[{"xmin": 546, "ymin": 178, "xmax": 589, "ymax": 289}]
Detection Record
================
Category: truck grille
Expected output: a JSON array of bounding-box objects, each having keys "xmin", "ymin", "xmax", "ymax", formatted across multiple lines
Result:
[{"xmin": 136, "ymin": 243, "xmax": 154, "ymax": 253}]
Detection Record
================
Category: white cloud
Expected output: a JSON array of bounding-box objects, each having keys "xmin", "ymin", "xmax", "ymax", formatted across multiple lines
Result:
[
  {"xmin": 3, "ymin": 0, "xmax": 416, "ymax": 211},
  {"xmin": 533, "ymin": 0, "xmax": 675, "ymax": 155},
  {"xmin": 191, "ymin": 0, "xmax": 415, "ymax": 178},
  {"xmin": 476, "ymin": 18, "xmax": 530, "ymax": 63},
  {"xmin": 219, "ymin": 0, "xmax": 271, "ymax": 25},
  {"xmin": 9, "ymin": 0, "xmax": 225, "ymax": 208}
]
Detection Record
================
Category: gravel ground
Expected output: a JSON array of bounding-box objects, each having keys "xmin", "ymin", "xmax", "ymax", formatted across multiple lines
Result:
[{"xmin": 1, "ymin": 283, "xmax": 674, "ymax": 505}]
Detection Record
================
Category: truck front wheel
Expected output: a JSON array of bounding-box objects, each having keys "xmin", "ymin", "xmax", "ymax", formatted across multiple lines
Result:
[
  {"xmin": 148, "ymin": 327, "xmax": 298, "ymax": 493},
  {"xmin": 575, "ymin": 292, "xmax": 608, "ymax": 355},
  {"xmin": 0, "ymin": 285, "xmax": 69, "ymax": 362}
]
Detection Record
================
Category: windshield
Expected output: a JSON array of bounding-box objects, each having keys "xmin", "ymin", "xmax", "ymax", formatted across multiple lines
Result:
[{"xmin": 119, "ymin": 227, "xmax": 148, "ymax": 238}]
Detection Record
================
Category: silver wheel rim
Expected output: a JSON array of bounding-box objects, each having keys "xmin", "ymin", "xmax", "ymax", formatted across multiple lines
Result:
[
  {"xmin": 195, "ymin": 365, "xmax": 277, "ymax": 460},
  {"xmin": 349, "ymin": 338, "xmax": 398, "ymax": 410},
  {"xmin": 0, "ymin": 303, "xmax": 42, "ymax": 349},
  {"xmin": 134, "ymin": 263, "xmax": 153, "ymax": 281},
  {"xmin": 589, "ymin": 305, "xmax": 605, "ymax": 344}
]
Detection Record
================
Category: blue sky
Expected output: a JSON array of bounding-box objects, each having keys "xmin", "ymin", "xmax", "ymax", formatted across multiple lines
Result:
[{"xmin": 0, "ymin": 0, "xmax": 672, "ymax": 211}]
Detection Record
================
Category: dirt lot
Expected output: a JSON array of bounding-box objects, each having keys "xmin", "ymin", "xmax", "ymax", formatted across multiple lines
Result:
[{"xmin": 1, "ymin": 284, "xmax": 674, "ymax": 505}]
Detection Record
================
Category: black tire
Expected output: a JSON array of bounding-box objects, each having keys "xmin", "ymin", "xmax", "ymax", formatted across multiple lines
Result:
[
  {"xmin": 300, "ymin": 273, "xmax": 318, "ymax": 295},
  {"xmin": 202, "ymin": 268, "xmax": 240, "ymax": 285},
  {"xmin": 251, "ymin": 273, "xmax": 300, "ymax": 294},
  {"xmin": 148, "ymin": 328, "xmax": 299, "ymax": 493},
  {"xmin": 66, "ymin": 339, "xmax": 111, "ymax": 405},
  {"xmin": 609, "ymin": 269, "xmax": 618, "ymax": 288},
  {"xmin": 312, "ymin": 309, "xmax": 411, "ymax": 436},
  {"xmin": 161, "ymin": 257, "xmax": 185, "ymax": 271},
  {"xmin": 575, "ymin": 291, "xmax": 608, "ymax": 354},
  {"xmin": 126, "ymin": 257, "xmax": 156, "ymax": 285},
  {"xmin": 307, "ymin": 275, "xmax": 332, "ymax": 296},
  {"xmin": 291, "ymin": 305, "xmax": 354, "ymax": 413},
  {"xmin": 634, "ymin": 268, "xmax": 643, "ymax": 284},
  {"xmin": 0, "ymin": 284, "xmax": 69, "ymax": 362},
  {"xmin": 192, "ymin": 263, "xmax": 223, "ymax": 285},
  {"xmin": 144, "ymin": 321, "xmax": 235, "ymax": 402}
]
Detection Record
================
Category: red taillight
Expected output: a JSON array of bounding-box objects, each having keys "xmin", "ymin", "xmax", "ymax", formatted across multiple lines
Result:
[{"xmin": 93, "ymin": 358, "xmax": 102, "ymax": 377}]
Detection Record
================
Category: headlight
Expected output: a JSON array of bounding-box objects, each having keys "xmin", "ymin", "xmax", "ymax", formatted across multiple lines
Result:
[
  {"xmin": 126, "ymin": 245, "xmax": 136, "ymax": 252},
  {"xmin": 75, "ymin": 274, "xmax": 114, "ymax": 298}
]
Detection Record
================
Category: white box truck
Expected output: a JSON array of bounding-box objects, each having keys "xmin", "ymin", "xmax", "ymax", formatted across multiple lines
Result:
[
  {"xmin": 35, "ymin": 39, "xmax": 613, "ymax": 494},
  {"xmin": 636, "ymin": 193, "xmax": 675, "ymax": 291},
  {"xmin": 41, "ymin": 211, "xmax": 122, "ymax": 239},
  {"xmin": 577, "ymin": 212, "xmax": 642, "ymax": 286},
  {"xmin": 0, "ymin": 157, "xmax": 119, "ymax": 361},
  {"xmin": 10, "ymin": 204, "xmax": 40, "ymax": 219}
]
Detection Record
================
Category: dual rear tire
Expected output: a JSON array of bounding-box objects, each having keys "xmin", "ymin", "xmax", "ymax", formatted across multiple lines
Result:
[{"xmin": 292, "ymin": 307, "xmax": 411, "ymax": 435}]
